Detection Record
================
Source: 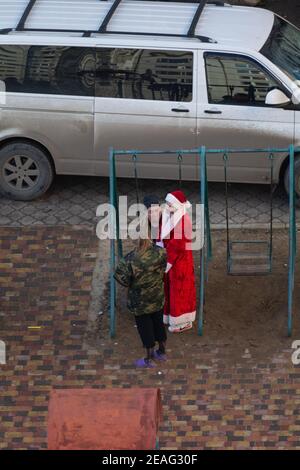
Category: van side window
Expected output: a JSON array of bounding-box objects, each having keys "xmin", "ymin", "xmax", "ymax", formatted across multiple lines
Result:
[
  {"xmin": 205, "ymin": 54, "xmax": 280, "ymax": 106},
  {"xmin": 0, "ymin": 45, "xmax": 95, "ymax": 96},
  {"xmin": 95, "ymin": 48, "xmax": 193, "ymax": 102}
]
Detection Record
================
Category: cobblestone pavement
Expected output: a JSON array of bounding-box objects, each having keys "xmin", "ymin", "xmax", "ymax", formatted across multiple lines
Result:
[
  {"xmin": 0, "ymin": 175, "xmax": 296, "ymax": 229},
  {"xmin": 1, "ymin": 226, "xmax": 300, "ymax": 450}
]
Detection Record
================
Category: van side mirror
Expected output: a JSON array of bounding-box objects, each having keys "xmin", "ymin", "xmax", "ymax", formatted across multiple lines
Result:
[{"xmin": 265, "ymin": 89, "xmax": 291, "ymax": 106}]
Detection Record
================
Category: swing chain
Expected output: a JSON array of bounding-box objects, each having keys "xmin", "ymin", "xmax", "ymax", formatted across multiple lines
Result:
[
  {"xmin": 132, "ymin": 153, "xmax": 139, "ymax": 206},
  {"xmin": 178, "ymin": 153, "xmax": 183, "ymax": 188},
  {"xmin": 269, "ymin": 152, "xmax": 274, "ymax": 262},
  {"xmin": 268, "ymin": 152, "xmax": 274, "ymax": 181}
]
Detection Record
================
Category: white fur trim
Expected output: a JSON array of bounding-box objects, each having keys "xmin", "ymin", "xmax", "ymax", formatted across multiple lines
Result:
[
  {"xmin": 161, "ymin": 205, "xmax": 184, "ymax": 240},
  {"xmin": 164, "ymin": 311, "xmax": 196, "ymax": 327},
  {"xmin": 165, "ymin": 193, "xmax": 191, "ymax": 210},
  {"xmin": 165, "ymin": 193, "xmax": 182, "ymax": 207},
  {"xmin": 161, "ymin": 195, "xmax": 191, "ymax": 240}
]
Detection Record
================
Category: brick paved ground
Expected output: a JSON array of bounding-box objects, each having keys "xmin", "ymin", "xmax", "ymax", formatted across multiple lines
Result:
[{"xmin": 1, "ymin": 226, "xmax": 300, "ymax": 450}]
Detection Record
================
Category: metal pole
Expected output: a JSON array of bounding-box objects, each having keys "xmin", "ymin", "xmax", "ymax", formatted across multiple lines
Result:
[
  {"xmin": 204, "ymin": 152, "xmax": 212, "ymax": 270},
  {"xmin": 113, "ymin": 155, "xmax": 123, "ymax": 259},
  {"xmin": 223, "ymin": 153, "xmax": 230, "ymax": 272},
  {"xmin": 109, "ymin": 147, "xmax": 116, "ymax": 338},
  {"xmin": 198, "ymin": 146, "xmax": 206, "ymax": 336},
  {"xmin": 288, "ymin": 144, "xmax": 295, "ymax": 337}
]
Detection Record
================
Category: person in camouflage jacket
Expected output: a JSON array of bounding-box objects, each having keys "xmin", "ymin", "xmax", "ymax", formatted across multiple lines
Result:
[{"xmin": 114, "ymin": 237, "xmax": 168, "ymax": 368}]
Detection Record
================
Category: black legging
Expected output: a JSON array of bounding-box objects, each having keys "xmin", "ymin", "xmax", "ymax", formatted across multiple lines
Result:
[{"xmin": 135, "ymin": 310, "xmax": 167, "ymax": 349}]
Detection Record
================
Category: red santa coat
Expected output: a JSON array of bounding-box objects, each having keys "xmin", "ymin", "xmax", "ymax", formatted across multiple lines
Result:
[{"xmin": 162, "ymin": 213, "xmax": 196, "ymax": 329}]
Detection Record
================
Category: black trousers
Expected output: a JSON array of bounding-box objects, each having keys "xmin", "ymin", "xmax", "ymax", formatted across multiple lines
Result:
[{"xmin": 135, "ymin": 310, "xmax": 167, "ymax": 349}]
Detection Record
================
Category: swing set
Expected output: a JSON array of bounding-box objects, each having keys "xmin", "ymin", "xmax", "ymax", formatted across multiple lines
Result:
[{"xmin": 108, "ymin": 145, "xmax": 297, "ymax": 338}]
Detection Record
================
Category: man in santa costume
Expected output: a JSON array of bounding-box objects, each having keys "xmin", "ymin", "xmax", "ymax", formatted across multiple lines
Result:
[{"xmin": 160, "ymin": 190, "xmax": 196, "ymax": 333}]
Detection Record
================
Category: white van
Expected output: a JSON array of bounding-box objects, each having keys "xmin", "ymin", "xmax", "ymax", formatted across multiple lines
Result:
[{"xmin": 0, "ymin": 0, "xmax": 300, "ymax": 200}]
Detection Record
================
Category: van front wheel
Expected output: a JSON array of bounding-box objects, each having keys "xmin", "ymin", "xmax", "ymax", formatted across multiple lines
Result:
[
  {"xmin": 0, "ymin": 142, "xmax": 54, "ymax": 201},
  {"xmin": 284, "ymin": 156, "xmax": 300, "ymax": 208}
]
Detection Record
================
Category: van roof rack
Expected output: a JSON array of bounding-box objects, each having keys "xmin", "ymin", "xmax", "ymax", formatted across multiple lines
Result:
[{"xmin": 0, "ymin": 0, "xmax": 221, "ymax": 43}]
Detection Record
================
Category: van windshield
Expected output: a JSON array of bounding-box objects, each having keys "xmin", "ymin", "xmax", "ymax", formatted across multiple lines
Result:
[{"xmin": 260, "ymin": 15, "xmax": 300, "ymax": 85}]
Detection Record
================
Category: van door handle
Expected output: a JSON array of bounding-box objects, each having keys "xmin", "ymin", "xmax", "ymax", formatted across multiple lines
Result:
[
  {"xmin": 204, "ymin": 109, "xmax": 222, "ymax": 114},
  {"xmin": 171, "ymin": 108, "xmax": 190, "ymax": 113}
]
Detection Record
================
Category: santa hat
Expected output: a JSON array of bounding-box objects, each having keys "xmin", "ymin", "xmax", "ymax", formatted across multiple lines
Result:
[
  {"xmin": 161, "ymin": 190, "xmax": 191, "ymax": 240},
  {"xmin": 165, "ymin": 190, "xmax": 191, "ymax": 209}
]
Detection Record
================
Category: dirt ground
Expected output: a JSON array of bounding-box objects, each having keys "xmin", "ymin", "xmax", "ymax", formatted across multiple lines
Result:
[
  {"xmin": 95, "ymin": 229, "xmax": 300, "ymax": 365},
  {"xmin": 199, "ymin": 229, "xmax": 300, "ymax": 359}
]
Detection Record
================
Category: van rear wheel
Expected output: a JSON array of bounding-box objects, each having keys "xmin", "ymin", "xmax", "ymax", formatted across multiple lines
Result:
[
  {"xmin": 0, "ymin": 142, "xmax": 54, "ymax": 201},
  {"xmin": 284, "ymin": 156, "xmax": 300, "ymax": 208}
]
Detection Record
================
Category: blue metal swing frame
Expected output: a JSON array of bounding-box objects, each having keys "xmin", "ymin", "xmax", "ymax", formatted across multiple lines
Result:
[{"xmin": 108, "ymin": 145, "xmax": 297, "ymax": 338}]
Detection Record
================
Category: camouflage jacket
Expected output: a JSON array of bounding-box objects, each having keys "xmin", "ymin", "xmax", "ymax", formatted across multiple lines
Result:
[{"xmin": 114, "ymin": 243, "xmax": 167, "ymax": 316}]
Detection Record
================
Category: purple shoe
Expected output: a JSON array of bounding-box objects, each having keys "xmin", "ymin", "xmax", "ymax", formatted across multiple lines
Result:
[
  {"xmin": 152, "ymin": 350, "xmax": 167, "ymax": 362},
  {"xmin": 135, "ymin": 358, "xmax": 156, "ymax": 368}
]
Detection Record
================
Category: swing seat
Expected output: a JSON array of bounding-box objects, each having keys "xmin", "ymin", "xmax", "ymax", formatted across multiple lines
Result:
[{"xmin": 228, "ymin": 240, "xmax": 272, "ymax": 276}]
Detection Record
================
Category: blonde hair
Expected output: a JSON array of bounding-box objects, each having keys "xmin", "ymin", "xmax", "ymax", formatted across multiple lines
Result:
[
  {"xmin": 135, "ymin": 217, "xmax": 153, "ymax": 254},
  {"xmin": 137, "ymin": 220, "xmax": 152, "ymax": 254},
  {"xmin": 137, "ymin": 237, "xmax": 153, "ymax": 254}
]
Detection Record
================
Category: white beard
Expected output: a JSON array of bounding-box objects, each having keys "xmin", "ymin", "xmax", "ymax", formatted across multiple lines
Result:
[{"xmin": 161, "ymin": 206, "xmax": 185, "ymax": 240}]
